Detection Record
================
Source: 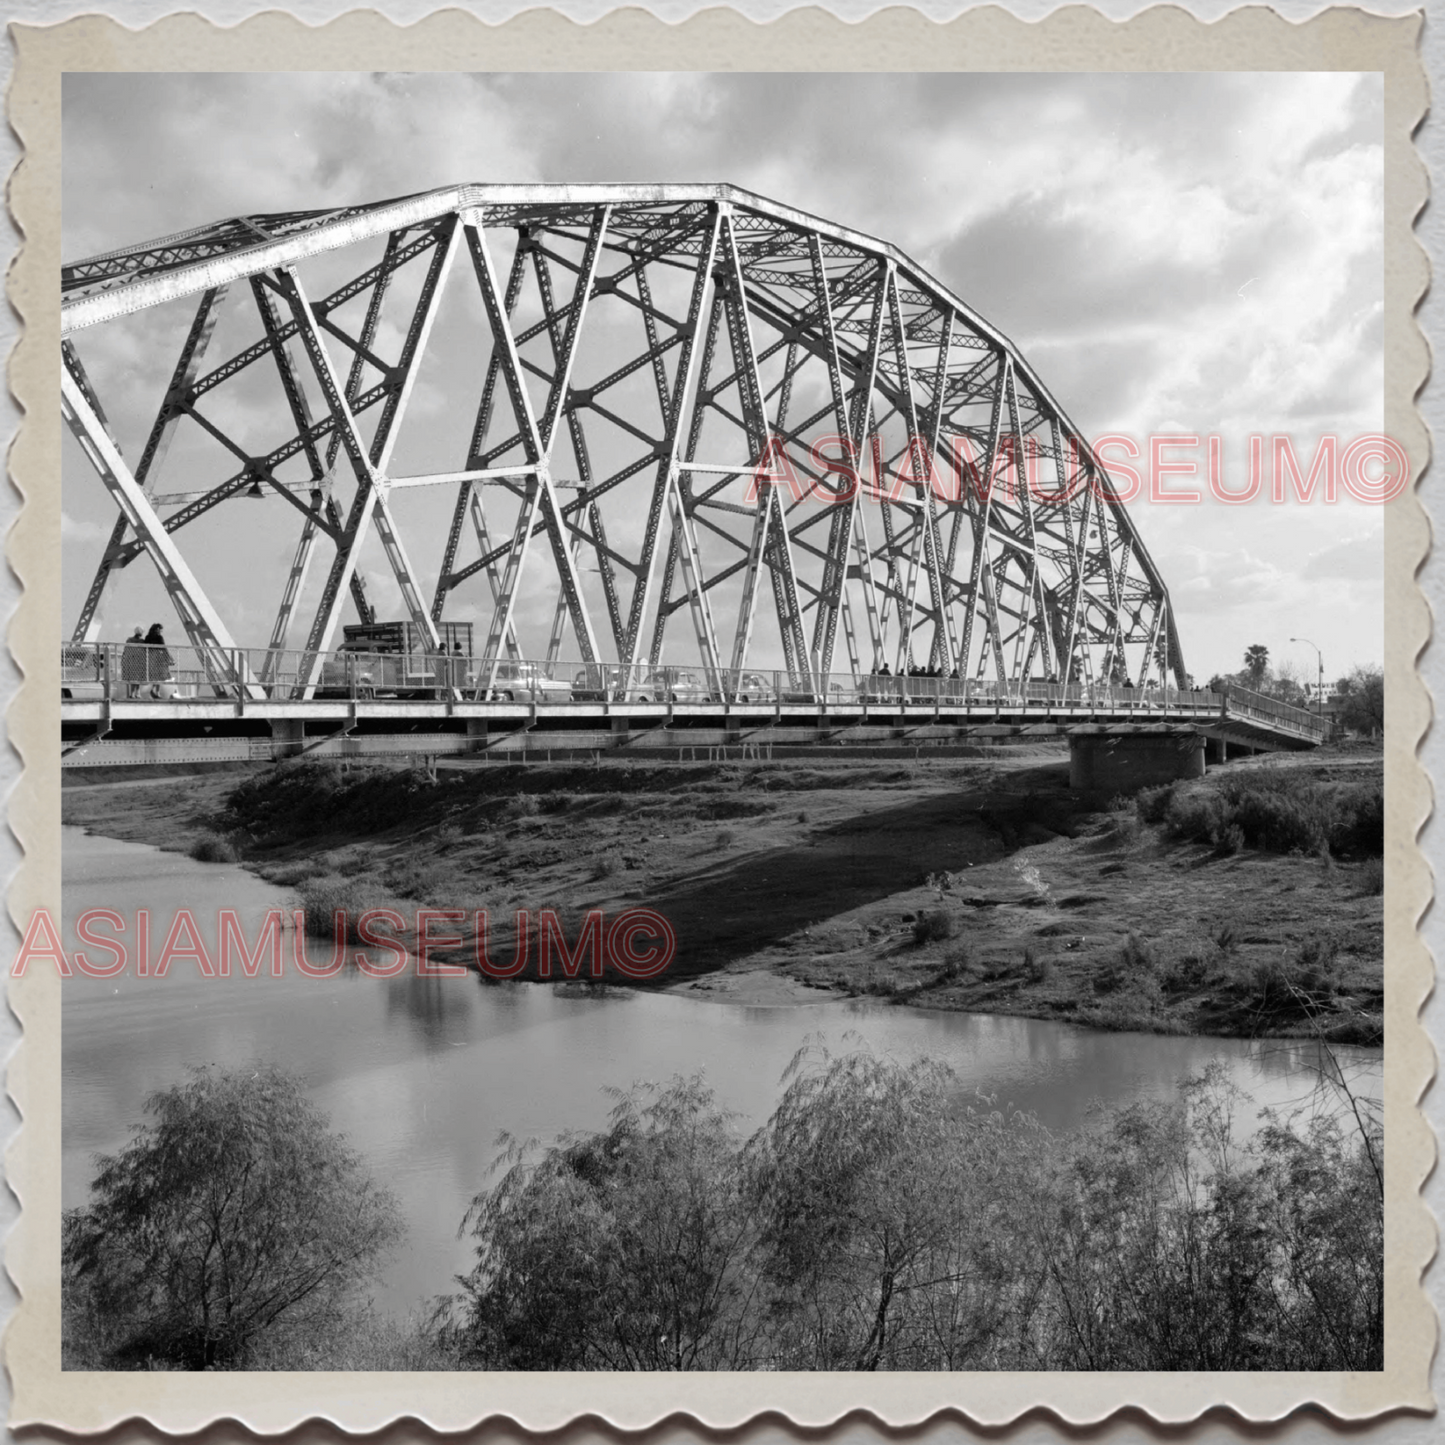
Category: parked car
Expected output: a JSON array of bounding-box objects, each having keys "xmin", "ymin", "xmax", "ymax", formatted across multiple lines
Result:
[
  {"xmin": 570, "ymin": 665, "xmax": 714, "ymax": 703},
  {"xmin": 480, "ymin": 658, "xmax": 572, "ymax": 703},
  {"xmin": 731, "ymin": 672, "xmax": 775, "ymax": 703},
  {"xmin": 572, "ymin": 664, "xmax": 626, "ymax": 702},
  {"xmin": 653, "ymin": 666, "xmax": 710, "ymax": 703}
]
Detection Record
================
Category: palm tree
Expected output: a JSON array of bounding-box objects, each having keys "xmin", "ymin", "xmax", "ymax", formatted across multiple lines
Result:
[{"xmin": 1243, "ymin": 644, "xmax": 1270, "ymax": 689}]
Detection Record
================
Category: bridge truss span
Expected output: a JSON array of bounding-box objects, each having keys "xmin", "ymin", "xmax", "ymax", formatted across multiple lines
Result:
[{"xmin": 61, "ymin": 183, "xmax": 1187, "ymax": 701}]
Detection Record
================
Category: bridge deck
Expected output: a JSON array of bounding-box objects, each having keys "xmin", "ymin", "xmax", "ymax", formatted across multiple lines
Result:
[{"xmin": 60, "ymin": 683, "xmax": 1325, "ymax": 767}]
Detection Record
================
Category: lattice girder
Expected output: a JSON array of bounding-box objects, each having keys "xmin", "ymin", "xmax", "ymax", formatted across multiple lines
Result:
[{"xmin": 61, "ymin": 184, "xmax": 1186, "ymax": 692}]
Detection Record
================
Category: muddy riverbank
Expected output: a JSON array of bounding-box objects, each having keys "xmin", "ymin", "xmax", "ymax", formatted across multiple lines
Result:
[{"xmin": 61, "ymin": 743, "xmax": 1384, "ymax": 1041}]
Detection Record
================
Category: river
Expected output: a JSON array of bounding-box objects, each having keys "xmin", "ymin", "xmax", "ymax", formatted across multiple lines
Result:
[{"xmin": 61, "ymin": 826, "xmax": 1382, "ymax": 1317}]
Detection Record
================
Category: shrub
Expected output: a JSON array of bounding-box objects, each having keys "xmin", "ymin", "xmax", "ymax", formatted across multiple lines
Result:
[
  {"xmin": 295, "ymin": 877, "xmax": 373, "ymax": 942},
  {"xmin": 433, "ymin": 823, "xmax": 463, "ymax": 849},
  {"xmin": 1161, "ymin": 774, "xmax": 1383, "ymax": 858},
  {"xmin": 1246, "ymin": 956, "xmax": 1299, "ymax": 1011},
  {"xmin": 590, "ymin": 853, "xmax": 621, "ymax": 882},
  {"xmin": 456, "ymin": 1076, "xmax": 751, "ymax": 1370},
  {"xmin": 1120, "ymin": 932, "xmax": 1155, "ymax": 972},
  {"xmin": 1241, "ymin": 939, "xmax": 1339, "ymax": 1014},
  {"xmin": 1333, "ymin": 783, "xmax": 1384, "ymax": 856},
  {"xmin": 1135, "ymin": 784, "xmax": 1177, "ymax": 825},
  {"xmin": 62, "ymin": 1066, "xmax": 402, "ymax": 1369},
  {"xmin": 224, "ymin": 762, "xmax": 438, "ymax": 845},
  {"xmin": 1165, "ymin": 789, "xmax": 1224, "ymax": 845},
  {"xmin": 1160, "ymin": 950, "xmax": 1211, "ymax": 992},
  {"xmin": 187, "ymin": 835, "xmax": 240, "ymax": 864},
  {"xmin": 1214, "ymin": 822, "xmax": 1245, "ymax": 857},
  {"xmin": 713, "ymin": 828, "xmax": 737, "ymax": 850},
  {"xmin": 1295, "ymin": 932, "xmax": 1341, "ymax": 992},
  {"xmin": 384, "ymin": 861, "xmax": 432, "ymax": 900},
  {"xmin": 263, "ymin": 859, "xmax": 328, "ymax": 887},
  {"xmin": 1025, "ymin": 947, "xmax": 1051, "ymax": 984},
  {"xmin": 936, "ymin": 946, "xmax": 970, "ymax": 983},
  {"xmin": 1095, "ymin": 934, "xmax": 1158, "ymax": 1000},
  {"xmin": 265, "ymin": 1302, "xmax": 462, "ymax": 1371},
  {"xmin": 912, "ymin": 909, "xmax": 957, "ymax": 945},
  {"xmin": 1357, "ymin": 858, "xmax": 1385, "ymax": 897},
  {"xmin": 507, "ymin": 793, "xmax": 541, "ymax": 820},
  {"xmin": 450, "ymin": 1048, "xmax": 1381, "ymax": 1371}
]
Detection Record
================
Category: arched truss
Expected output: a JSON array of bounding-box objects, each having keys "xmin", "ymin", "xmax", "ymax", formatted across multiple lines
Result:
[{"xmin": 61, "ymin": 183, "xmax": 1187, "ymax": 700}]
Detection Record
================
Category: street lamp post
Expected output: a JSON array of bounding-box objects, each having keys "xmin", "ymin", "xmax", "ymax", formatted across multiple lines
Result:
[{"xmin": 1290, "ymin": 636, "xmax": 1324, "ymax": 728}]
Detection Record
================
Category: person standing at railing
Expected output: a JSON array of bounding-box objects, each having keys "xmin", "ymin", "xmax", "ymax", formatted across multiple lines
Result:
[
  {"xmin": 144, "ymin": 623, "xmax": 172, "ymax": 686},
  {"xmin": 121, "ymin": 627, "xmax": 145, "ymax": 698}
]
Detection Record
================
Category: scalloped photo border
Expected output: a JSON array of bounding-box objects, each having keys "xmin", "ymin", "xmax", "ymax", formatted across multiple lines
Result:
[{"xmin": 4, "ymin": 4, "xmax": 1433, "ymax": 1433}]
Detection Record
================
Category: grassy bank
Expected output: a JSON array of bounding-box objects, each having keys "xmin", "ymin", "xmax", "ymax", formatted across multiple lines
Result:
[{"xmin": 61, "ymin": 744, "xmax": 1384, "ymax": 1043}]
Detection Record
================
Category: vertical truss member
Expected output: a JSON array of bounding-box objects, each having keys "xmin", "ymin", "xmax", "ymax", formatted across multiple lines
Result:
[{"xmin": 60, "ymin": 184, "xmax": 1185, "ymax": 696}]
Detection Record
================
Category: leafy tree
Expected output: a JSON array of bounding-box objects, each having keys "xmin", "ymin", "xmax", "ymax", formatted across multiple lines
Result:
[
  {"xmin": 63, "ymin": 1066, "xmax": 403, "ymax": 1369},
  {"xmin": 749, "ymin": 1047, "xmax": 1044, "ymax": 1370},
  {"xmin": 1336, "ymin": 664, "xmax": 1384, "ymax": 736},
  {"xmin": 1266, "ymin": 659, "xmax": 1310, "ymax": 709},
  {"xmin": 450, "ymin": 1049, "xmax": 1382, "ymax": 1373},
  {"xmin": 1242, "ymin": 644, "xmax": 1270, "ymax": 689},
  {"xmin": 456, "ymin": 1076, "xmax": 761, "ymax": 1370}
]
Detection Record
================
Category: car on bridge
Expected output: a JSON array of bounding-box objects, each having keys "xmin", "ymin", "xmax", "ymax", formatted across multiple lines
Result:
[
  {"xmin": 570, "ymin": 664, "xmax": 718, "ymax": 703},
  {"xmin": 781, "ymin": 680, "xmax": 865, "ymax": 705},
  {"xmin": 477, "ymin": 658, "xmax": 573, "ymax": 703},
  {"xmin": 656, "ymin": 667, "xmax": 710, "ymax": 703},
  {"xmin": 730, "ymin": 672, "xmax": 775, "ymax": 703}
]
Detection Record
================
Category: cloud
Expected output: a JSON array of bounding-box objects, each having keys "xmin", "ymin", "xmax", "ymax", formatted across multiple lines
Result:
[
  {"xmin": 59, "ymin": 71, "xmax": 1386, "ymax": 674},
  {"xmin": 1301, "ymin": 532, "xmax": 1385, "ymax": 583},
  {"xmin": 61, "ymin": 510, "xmax": 111, "ymax": 546}
]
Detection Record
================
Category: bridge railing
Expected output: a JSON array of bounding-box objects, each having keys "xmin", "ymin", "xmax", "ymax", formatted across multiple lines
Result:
[
  {"xmin": 1215, "ymin": 682, "xmax": 1328, "ymax": 742},
  {"xmin": 64, "ymin": 640, "xmax": 1229, "ymax": 714}
]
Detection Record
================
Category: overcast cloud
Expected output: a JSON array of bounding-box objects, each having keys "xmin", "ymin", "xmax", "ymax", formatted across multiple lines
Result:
[{"xmin": 62, "ymin": 71, "xmax": 1384, "ymax": 682}]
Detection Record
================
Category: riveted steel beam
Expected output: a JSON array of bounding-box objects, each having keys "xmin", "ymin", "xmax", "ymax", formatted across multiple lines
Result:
[
  {"xmin": 62, "ymin": 352, "xmax": 262, "ymax": 699},
  {"xmin": 62, "ymin": 186, "xmax": 1188, "ymax": 698}
]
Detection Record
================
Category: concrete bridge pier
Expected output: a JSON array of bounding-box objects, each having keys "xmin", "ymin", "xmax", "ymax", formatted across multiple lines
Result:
[
  {"xmin": 1205, "ymin": 735, "xmax": 1228, "ymax": 766},
  {"xmin": 269, "ymin": 717, "xmax": 306, "ymax": 760},
  {"xmin": 1067, "ymin": 726, "xmax": 1206, "ymax": 794}
]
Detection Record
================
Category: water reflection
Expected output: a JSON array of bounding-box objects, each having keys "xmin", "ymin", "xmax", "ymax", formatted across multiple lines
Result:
[
  {"xmin": 62, "ymin": 826, "xmax": 1383, "ymax": 1316},
  {"xmin": 384, "ymin": 971, "xmax": 473, "ymax": 1049}
]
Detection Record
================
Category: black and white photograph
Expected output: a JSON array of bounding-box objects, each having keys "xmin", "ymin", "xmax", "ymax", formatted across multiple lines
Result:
[{"xmin": 48, "ymin": 63, "xmax": 1394, "ymax": 1382}]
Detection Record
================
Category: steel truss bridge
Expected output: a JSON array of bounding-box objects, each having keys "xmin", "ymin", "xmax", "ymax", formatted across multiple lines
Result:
[{"xmin": 60, "ymin": 183, "xmax": 1324, "ymax": 768}]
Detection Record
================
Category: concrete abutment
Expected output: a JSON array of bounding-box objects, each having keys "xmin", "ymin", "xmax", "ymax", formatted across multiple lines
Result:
[{"xmin": 1067, "ymin": 727, "xmax": 1206, "ymax": 793}]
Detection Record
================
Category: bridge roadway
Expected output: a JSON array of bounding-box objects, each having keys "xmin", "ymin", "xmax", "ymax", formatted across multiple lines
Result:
[{"xmin": 61, "ymin": 680, "xmax": 1326, "ymax": 770}]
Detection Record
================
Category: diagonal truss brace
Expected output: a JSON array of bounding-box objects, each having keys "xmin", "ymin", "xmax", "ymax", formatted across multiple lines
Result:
[{"xmin": 62, "ymin": 357, "xmax": 263, "ymax": 699}]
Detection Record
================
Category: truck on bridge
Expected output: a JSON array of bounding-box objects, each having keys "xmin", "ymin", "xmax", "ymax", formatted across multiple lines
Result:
[{"xmin": 318, "ymin": 621, "xmax": 474, "ymax": 699}]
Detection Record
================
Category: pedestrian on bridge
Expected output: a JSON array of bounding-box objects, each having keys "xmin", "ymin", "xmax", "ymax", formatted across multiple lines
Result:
[
  {"xmin": 144, "ymin": 623, "xmax": 172, "ymax": 686},
  {"xmin": 121, "ymin": 627, "xmax": 145, "ymax": 698}
]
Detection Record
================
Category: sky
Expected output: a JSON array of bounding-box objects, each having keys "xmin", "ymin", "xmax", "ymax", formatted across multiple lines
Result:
[{"xmin": 61, "ymin": 71, "xmax": 1386, "ymax": 684}]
